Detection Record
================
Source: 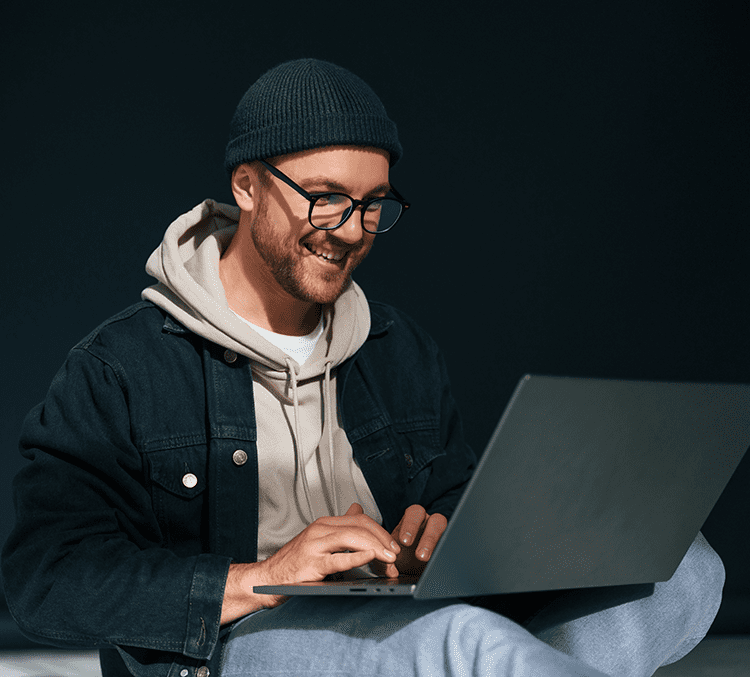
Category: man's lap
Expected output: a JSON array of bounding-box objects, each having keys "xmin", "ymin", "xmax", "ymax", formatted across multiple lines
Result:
[
  {"xmin": 219, "ymin": 596, "xmax": 608, "ymax": 676},
  {"xmin": 216, "ymin": 532, "xmax": 724, "ymax": 676}
]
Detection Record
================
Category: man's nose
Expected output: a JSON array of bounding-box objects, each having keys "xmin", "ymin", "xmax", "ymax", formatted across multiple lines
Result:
[{"xmin": 329, "ymin": 210, "xmax": 366, "ymax": 244}]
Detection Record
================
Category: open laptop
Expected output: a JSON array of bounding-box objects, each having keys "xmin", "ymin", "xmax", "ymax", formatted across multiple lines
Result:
[{"xmin": 254, "ymin": 374, "xmax": 750, "ymax": 599}]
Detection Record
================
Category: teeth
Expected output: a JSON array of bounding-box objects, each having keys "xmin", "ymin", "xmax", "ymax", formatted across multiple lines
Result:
[{"xmin": 305, "ymin": 244, "xmax": 344, "ymax": 261}]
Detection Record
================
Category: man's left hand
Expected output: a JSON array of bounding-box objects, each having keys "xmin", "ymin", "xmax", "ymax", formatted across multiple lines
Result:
[{"xmin": 370, "ymin": 504, "xmax": 447, "ymax": 578}]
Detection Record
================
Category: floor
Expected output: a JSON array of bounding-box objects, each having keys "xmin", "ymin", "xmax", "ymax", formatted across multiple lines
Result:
[{"xmin": 0, "ymin": 635, "xmax": 747, "ymax": 676}]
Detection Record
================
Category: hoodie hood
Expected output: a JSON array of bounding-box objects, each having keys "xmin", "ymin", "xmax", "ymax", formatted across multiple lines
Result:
[{"xmin": 142, "ymin": 199, "xmax": 371, "ymax": 377}]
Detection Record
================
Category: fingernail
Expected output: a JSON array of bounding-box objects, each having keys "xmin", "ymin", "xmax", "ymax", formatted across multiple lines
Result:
[
  {"xmin": 390, "ymin": 540, "xmax": 399, "ymax": 551},
  {"xmin": 383, "ymin": 549, "xmax": 396, "ymax": 560},
  {"xmin": 402, "ymin": 532, "xmax": 412, "ymax": 544},
  {"xmin": 418, "ymin": 547, "xmax": 430, "ymax": 560}
]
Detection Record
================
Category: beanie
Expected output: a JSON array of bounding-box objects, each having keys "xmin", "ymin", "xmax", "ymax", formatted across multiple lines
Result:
[{"xmin": 224, "ymin": 58, "xmax": 402, "ymax": 173}]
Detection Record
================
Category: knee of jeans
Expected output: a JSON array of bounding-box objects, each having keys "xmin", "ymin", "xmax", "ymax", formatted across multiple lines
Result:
[
  {"xmin": 693, "ymin": 532, "xmax": 725, "ymax": 591},
  {"xmin": 430, "ymin": 602, "xmax": 529, "ymax": 646},
  {"xmin": 670, "ymin": 531, "xmax": 726, "ymax": 610},
  {"xmin": 424, "ymin": 603, "xmax": 498, "ymax": 642}
]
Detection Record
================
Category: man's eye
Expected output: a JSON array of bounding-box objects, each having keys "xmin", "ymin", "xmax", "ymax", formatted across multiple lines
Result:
[
  {"xmin": 365, "ymin": 201, "xmax": 383, "ymax": 212},
  {"xmin": 315, "ymin": 194, "xmax": 349, "ymax": 207}
]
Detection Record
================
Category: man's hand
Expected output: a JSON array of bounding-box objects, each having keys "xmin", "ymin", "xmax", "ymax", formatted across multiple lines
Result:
[
  {"xmin": 260, "ymin": 502, "xmax": 400, "ymax": 585},
  {"xmin": 372, "ymin": 504, "xmax": 448, "ymax": 578},
  {"xmin": 221, "ymin": 503, "xmax": 401, "ymax": 624}
]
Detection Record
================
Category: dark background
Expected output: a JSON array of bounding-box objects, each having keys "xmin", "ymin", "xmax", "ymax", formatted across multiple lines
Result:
[{"xmin": 1, "ymin": 0, "xmax": 748, "ymax": 644}]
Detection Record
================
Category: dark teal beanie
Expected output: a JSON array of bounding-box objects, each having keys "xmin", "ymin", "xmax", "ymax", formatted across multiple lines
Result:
[{"xmin": 224, "ymin": 58, "xmax": 402, "ymax": 173}]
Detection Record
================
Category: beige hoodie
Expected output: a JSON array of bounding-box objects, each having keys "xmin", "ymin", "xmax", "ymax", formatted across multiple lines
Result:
[{"xmin": 142, "ymin": 199, "xmax": 382, "ymax": 561}]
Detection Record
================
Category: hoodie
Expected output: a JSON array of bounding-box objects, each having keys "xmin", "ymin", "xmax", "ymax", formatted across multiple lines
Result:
[{"xmin": 142, "ymin": 199, "xmax": 381, "ymax": 561}]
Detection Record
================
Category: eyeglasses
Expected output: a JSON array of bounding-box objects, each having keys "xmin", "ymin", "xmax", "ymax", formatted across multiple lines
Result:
[{"xmin": 258, "ymin": 160, "xmax": 410, "ymax": 234}]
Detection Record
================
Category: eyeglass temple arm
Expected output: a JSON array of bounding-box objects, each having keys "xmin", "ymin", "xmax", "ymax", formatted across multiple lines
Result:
[
  {"xmin": 258, "ymin": 160, "xmax": 313, "ymax": 199},
  {"xmin": 388, "ymin": 184, "xmax": 410, "ymax": 209}
]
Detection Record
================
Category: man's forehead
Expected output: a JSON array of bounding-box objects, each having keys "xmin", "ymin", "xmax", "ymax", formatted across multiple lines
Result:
[{"xmin": 274, "ymin": 145, "xmax": 391, "ymax": 191}]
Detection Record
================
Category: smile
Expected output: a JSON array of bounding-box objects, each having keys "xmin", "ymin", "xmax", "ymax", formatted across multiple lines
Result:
[{"xmin": 304, "ymin": 243, "xmax": 346, "ymax": 263}]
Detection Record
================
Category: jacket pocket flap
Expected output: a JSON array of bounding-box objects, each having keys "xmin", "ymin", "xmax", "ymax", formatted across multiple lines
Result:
[{"xmin": 146, "ymin": 446, "xmax": 207, "ymax": 498}]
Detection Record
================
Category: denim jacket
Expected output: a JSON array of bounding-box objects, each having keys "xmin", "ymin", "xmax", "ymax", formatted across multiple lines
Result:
[{"xmin": 2, "ymin": 300, "xmax": 476, "ymax": 677}]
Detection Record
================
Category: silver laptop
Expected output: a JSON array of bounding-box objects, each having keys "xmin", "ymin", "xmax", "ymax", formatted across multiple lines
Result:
[{"xmin": 254, "ymin": 374, "xmax": 750, "ymax": 599}]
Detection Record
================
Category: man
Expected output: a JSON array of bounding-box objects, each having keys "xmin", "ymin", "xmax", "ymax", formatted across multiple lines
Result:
[{"xmin": 2, "ymin": 59, "xmax": 725, "ymax": 677}]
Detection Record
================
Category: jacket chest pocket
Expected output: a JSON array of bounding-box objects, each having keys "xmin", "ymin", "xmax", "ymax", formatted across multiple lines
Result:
[
  {"xmin": 361, "ymin": 424, "xmax": 445, "ymax": 509},
  {"xmin": 397, "ymin": 426, "xmax": 445, "ymax": 498},
  {"xmin": 146, "ymin": 445, "xmax": 208, "ymax": 555}
]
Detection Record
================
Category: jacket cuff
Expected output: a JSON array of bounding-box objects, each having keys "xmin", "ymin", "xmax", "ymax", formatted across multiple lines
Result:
[{"xmin": 183, "ymin": 554, "xmax": 232, "ymax": 659}]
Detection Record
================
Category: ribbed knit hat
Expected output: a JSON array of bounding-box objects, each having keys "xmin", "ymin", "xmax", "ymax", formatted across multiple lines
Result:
[{"xmin": 224, "ymin": 58, "xmax": 402, "ymax": 173}]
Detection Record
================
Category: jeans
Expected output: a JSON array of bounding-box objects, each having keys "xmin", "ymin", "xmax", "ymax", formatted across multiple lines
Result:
[{"xmin": 217, "ymin": 532, "xmax": 725, "ymax": 676}]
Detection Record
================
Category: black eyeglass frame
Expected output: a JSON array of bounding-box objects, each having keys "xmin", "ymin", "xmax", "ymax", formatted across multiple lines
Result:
[{"xmin": 258, "ymin": 159, "xmax": 410, "ymax": 234}]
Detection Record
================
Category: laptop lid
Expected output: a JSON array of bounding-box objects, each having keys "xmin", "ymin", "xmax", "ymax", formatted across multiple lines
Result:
[{"xmin": 413, "ymin": 374, "xmax": 750, "ymax": 598}]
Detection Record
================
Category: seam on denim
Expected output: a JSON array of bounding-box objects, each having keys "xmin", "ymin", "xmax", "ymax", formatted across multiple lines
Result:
[
  {"xmin": 346, "ymin": 416, "xmax": 390, "ymax": 442},
  {"xmin": 207, "ymin": 424, "xmax": 258, "ymax": 440},
  {"xmin": 71, "ymin": 345, "xmax": 129, "ymax": 396},
  {"xmin": 72, "ymin": 302, "xmax": 155, "ymax": 351},
  {"xmin": 142, "ymin": 434, "xmax": 208, "ymax": 452},
  {"xmin": 392, "ymin": 417, "xmax": 440, "ymax": 433},
  {"xmin": 16, "ymin": 625, "xmax": 183, "ymax": 650}
]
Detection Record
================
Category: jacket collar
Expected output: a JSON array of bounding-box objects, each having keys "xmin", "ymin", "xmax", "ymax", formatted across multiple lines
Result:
[
  {"xmin": 162, "ymin": 314, "xmax": 190, "ymax": 335},
  {"xmin": 162, "ymin": 304, "xmax": 393, "ymax": 337},
  {"xmin": 368, "ymin": 305, "xmax": 394, "ymax": 336}
]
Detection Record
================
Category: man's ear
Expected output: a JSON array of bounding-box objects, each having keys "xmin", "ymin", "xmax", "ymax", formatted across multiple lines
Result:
[{"xmin": 231, "ymin": 164, "xmax": 257, "ymax": 212}]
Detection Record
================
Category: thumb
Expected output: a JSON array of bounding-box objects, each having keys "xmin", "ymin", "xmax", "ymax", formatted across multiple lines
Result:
[{"xmin": 345, "ymin": 502, "xmax": 364, "ymax": 516}]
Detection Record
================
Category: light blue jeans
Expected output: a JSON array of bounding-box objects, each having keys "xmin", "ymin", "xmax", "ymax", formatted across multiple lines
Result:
[{"xmin": 217, "ymin": 532, "xmax": 724, "ymax": 676}]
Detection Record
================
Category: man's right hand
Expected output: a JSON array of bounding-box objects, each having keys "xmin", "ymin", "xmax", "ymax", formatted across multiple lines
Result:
[{"xmin": 220, "ymin": 503, "xmax": 400, "ymax": 624}]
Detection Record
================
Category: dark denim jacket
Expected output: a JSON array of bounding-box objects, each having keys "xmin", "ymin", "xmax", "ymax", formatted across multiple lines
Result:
[{"xmin": 2, "ymin": 300, "xmax": 476, "ymax": 677}]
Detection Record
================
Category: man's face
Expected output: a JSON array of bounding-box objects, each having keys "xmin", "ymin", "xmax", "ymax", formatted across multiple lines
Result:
[{"xmin": 248, "ymin": 146, "xmax": 390, "ymax": 305}]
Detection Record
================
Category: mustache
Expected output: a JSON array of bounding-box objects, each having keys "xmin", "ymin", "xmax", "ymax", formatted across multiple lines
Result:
[{"xmin": 301, "ymin": 231, "xmax": 367, "ymax": 253}]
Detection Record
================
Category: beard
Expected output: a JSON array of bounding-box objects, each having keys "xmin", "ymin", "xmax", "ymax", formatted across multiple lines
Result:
[{"xmin": 249, "ymin": 198, "xmax": 374, "ymax": 305}]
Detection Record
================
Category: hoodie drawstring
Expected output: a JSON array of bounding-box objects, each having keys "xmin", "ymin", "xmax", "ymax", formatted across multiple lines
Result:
[
  {"xmin": 284, "ymin": 357, "xmax": 340, "ymax": 523},
  {"xmin": 323, "ymin": 359, "xmax": 340, "ymax": 517},
  {"xmin": 285, "ymin": 357, "xmax": 316, "ymax": 522}
]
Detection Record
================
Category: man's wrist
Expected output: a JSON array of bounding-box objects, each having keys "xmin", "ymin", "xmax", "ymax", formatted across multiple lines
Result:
[{"xmin": 221, "ymin": 561, "xmax": 278, "ymax": 626}]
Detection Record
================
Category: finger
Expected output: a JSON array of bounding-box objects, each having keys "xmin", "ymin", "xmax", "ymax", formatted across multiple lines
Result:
[
  {"xmin": 414, "ymin": 513, "xmax": 448, "ymax": 561},
  {"xmin": 321, "ymin": 532, "xmax": 397, "ymax": 564},
  {"xmin": 384, "ymin": 562, "xmax": 399, "ymax": 578},
  {"xmin": 329, "ymin": 549, "xmax": 382, "ymax": 575},
  {"xmin": 320, "ymin": 513, "xmax": 400, "ymax": 554},
  {"xmin": 370, "ymin": 559, "xmax": 400, "ymax": 579},
  {"xmin": 398, "ymin": 504, "xmax": 428, "ymax": 546}
]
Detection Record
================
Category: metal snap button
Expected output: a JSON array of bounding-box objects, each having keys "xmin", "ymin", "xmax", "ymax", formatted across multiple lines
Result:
[
  {"xmin": 182, "ymin": 473, "xmax": 198, "ymax": 489},
  {"xmin": 232, "ymin": 449, "xmax": 248, "ymax": 467},
  {"xmin": 223, "ymin": 349, "xmax": 237, "ymax": 364},
  {"xmin": 196, "ymin": 666, "xmax": 210, "ymax": 677},
  {"xmin": 180, "ymin": 670, "xmax": 189, "ymax": 677}
]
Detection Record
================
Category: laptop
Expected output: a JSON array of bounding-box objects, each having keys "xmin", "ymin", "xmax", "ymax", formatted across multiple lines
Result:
[{"xmin": 254, "ymin": 374, "xmax": 750, "ymax": 599}]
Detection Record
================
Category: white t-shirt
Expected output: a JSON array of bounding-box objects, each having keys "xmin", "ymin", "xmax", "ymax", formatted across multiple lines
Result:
[{"xmin": 232, "ymin": 312, "xmax": 325, "ymax": 365}]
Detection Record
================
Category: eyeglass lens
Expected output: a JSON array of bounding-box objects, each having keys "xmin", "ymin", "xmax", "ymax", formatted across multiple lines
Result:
[{"xmin": 310, "ymin": 195, "xmax": 403, "ymax": 233}]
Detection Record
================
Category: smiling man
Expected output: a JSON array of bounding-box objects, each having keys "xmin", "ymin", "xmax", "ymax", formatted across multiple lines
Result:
[
  {"xmin": 219, "ymin": 146, "xmax": 389, "ymax": 332},
  {"xmin": 2, "ymin": 59, "xmax": 725, "ymax": 677}
]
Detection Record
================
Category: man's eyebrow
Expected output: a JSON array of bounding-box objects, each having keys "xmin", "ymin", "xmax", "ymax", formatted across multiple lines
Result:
[{"xmin": 300, "ymin": 177, "xmax": 392, "ymax": 196}]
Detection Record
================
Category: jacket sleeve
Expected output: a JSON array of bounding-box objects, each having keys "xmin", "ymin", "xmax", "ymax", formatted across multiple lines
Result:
[{"xmin": 1, "ymin": 345, "xmax": 232, "ymax": 668}]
